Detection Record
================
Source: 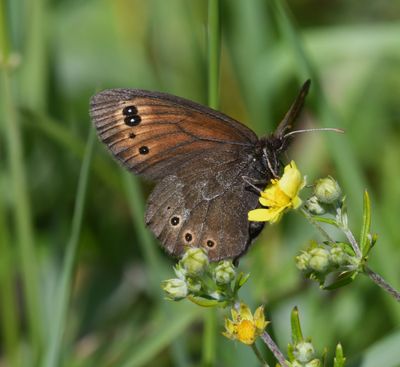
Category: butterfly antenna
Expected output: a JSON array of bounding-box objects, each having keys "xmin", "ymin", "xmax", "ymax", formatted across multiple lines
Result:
[
  {"xmin": 284, "ymin": 127, "xmax": 344, "ymax": 139},
  {"xmin": 274, "ymin": 79, "xmax": 311, "ymax": 138}
]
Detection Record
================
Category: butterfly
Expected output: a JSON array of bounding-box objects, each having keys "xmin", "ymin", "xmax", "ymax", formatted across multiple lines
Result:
[{"xmin": 90, "ymin": 80, "xmax": 310, "ymax": 262}]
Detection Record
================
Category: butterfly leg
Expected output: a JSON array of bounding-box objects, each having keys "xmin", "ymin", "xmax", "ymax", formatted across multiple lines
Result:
[
  {"xmin": 263, "ymin": 147, "xmax": 280, "ymax": 178},
  {"xmin": 241, "ymin": 176, "xmax": 266, "ymax": 193}
]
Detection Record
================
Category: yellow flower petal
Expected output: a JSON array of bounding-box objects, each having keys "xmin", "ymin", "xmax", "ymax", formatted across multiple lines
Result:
[
  {"xmin": 248, "ymin": 207, "xmax": 285, "ymax": 223},
  {"xmin": 260, "ymin": 186, "xmax": 289, "ymax": 207},
  {"xmin": 278, "ymin": 161, "xmax": 302, "ymax": 198},
  {"xmin": 222, "ymin": 331, "xmax": 235, "ymax": 340},
  {"xmin": 253, "ymin": 306, "xmax": 268, "ymax": 332},
  {"xmin": 231, "ymin": 307, "xmax": 239, "ymax": 322},
  {"xmin": 292, "ymin": 196, "xmax": 303, "ymax": 209},
  {"xmin": 239, "ymin": 303, "xmax": 253, "ymax": 321},
  {"xmin": 224, "ymin": 318, "xmax": 236, "ymax": 335}
]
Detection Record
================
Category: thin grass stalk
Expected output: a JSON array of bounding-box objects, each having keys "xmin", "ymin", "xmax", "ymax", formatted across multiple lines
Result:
[
  {"xmin": 0, "ymin": 190, "xmax": 21, "ymax": 367},
  {"xmin": 0, "ymin": 0, "xmax": 43, "ymax": 358},
  {"xmin": 202, "ymin": 0, "xmax": 220, "ymax": 365},
  {"xmin": 122, "ymin": 173, "xmax": 167, "ymax": 291},
  {"xmin": 43, "ymin": 129, "xmax": 95, "ymax": 367}
]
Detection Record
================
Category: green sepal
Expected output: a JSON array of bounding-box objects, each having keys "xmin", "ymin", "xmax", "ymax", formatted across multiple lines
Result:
[
  {"xmin": 287, "ymin": 343, "xmax": 295, "ymax": 361},
  {"xmin": 323, "ymin": 271, "xmax": 357, "ymax": 290},
  {"xmin": 187, "ymin": 295, "xmax": 226, "ymax": 308},
  {"xmin": 360, "ymin": 190, "xmax": 372, "ymax": 256},
  {"xmin": 333, "ymin": 343, "xmax": 346, "ymax": 367},
  {"xmin": 290, "ymin": 306, "xmax": 304, "ymax": 344}
]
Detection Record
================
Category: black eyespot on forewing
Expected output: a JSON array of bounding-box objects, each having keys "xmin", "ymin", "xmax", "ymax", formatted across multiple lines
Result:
[
  {"xmin": 139, "ymin": 146, "xmax": 149, "ymax": 155},
  {"xmin": 122, "ymin": 105, "xmax": 138, "ymax": 116},
  {"xmin": 124, "ymin": 115, "xmax": 141, "ymax": 126}
]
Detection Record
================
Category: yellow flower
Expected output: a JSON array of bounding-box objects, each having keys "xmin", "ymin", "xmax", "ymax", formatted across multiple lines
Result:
[
  {"xmin": 222, "ymin": 303, "xmax": 268, "ymax": 345},
  {"xmin": 248, "ymin": 161, "xmax": 305, "ymax": 223}
]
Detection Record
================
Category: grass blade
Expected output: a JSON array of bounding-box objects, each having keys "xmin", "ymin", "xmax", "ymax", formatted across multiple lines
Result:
[
  {"xmin": 43, "ymin": 129, "xmax": 95, "ymax": 367},
  {"xmin": 0, "ymin": 1, "xmax": 43, "ymax": 356}
]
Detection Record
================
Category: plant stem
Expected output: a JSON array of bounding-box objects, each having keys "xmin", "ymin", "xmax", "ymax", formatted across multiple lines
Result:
[
  {"xmin": 251, "ymin": 343, "xmax": 270, "ymax": 367},
  {"xmin": 202, "ymin": 310, "xmax": 217, "ymax": 367},
  {"xmin": 341, "ymin": 227, "xmax": 362, "ymax": 258},
  {"xmin": 300, "ymin": 208, "xmax": 334, "ymax": 242},
  {"xmin": 207, "ymin": 0, "xmax": 220, "ymax": 110},
  {"xmin": 364, "ymin": 266, "xmax": 400, "ymax": 303},
  {"xmin": 260, "ymin": 331, "xmax": 288, "ymax": 367},
  {"xmin": 202, "ymin": 0, "xmax": 220, "ymax": 365}
]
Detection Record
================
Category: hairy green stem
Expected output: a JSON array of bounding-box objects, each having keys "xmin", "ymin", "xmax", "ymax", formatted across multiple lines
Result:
[
  {"xmin": 341, "ymin": 227, "xmax": 362, "ymax": 258},
  {"xmin": 364, "ymin": 266, "xmax": 400, "ymax": 303},
  {"xmin": 300, "ymin": 208, "xmax": 334, "ymax": 242},
  {"xmin": 260, "ymin": 331, "xmax": 288, "ymax": 367}
]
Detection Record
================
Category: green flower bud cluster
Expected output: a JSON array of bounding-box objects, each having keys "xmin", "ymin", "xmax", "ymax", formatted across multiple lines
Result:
[
  {"xmin": 295, "ymin": 242, "xmax": 355, "ymax": 286},
  {"xmin": 304, "ymin": 177, "xmax": 343, "ymax": 216},
  {"xmin": 162, "ymin": 248, "xmax": 248, "ymax": 306},
  {"xmin": 285, "ymin": 308, "xmax": 345, "ymax": 367}
]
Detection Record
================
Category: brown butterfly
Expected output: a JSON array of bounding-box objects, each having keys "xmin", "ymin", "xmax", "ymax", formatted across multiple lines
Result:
[{"xmin": 90, "ymin": 80, "xmax": 310, "ymax": 261}]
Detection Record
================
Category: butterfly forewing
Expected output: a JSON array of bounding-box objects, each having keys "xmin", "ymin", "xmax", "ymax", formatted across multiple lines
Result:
[{"xmin": 90, "ymin": 89, "xmax": 257, "ymax": 180}]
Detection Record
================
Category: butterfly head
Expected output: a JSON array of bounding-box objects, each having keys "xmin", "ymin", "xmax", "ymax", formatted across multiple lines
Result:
[
  {"xmin": 259, "ymin": 132, "xmax": 292, "ymax": 178},
  {"xmin": 258, "ymin": 79, "xmax": 311, "ymax": 177}
]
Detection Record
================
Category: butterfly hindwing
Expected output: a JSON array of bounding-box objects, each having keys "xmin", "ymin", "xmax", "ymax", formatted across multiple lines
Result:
[{"xmin": 144, "ymin": 149, "xmax": 264, "ymax": 261}]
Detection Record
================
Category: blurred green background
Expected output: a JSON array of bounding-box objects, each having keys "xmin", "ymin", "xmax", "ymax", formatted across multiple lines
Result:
[{"xmin": 1, "ymin": 0, "xmax": 400, "ymax": 366}]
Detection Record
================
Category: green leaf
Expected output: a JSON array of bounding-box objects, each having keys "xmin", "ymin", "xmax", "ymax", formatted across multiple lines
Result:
[
  {"xmin": 311, "ymin": 216, "xmax": 339, "ymax": 227},
  {"xmin": 360, "ymin": 190, "xmax": 372, "ymax": 256},
  {"xmin": 323, "ymin": 271, "xmax": 358, "ymax": 290},
  {"xmin": 233, "ymin": 272, "xmax": 250, "ymax": 293},
  {"xmin": 290, "ymin": 306, "xmax": 304, "ymax": 344},
  {"xmin": 334, "ymin": 343, "xmax": 346, "ymax": 367}
]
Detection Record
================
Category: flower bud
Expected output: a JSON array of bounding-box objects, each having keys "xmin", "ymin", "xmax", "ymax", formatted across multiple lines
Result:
[
  {"xmin": 293, "ymin": 341, "xmax": 315, "ymax": 363},
  {"xmin": 330, "ymin": 245, "xmax": 346, "ymax": 265},
  {"xmin": 214, "ymin": 260, "xmax": 236, "ymax": 285},
  {"xmin": 161, "ymin": 278, "xmax": 188, "ymax": 300},
  {"xmin": 308, "ymin": 248, "xmax": 330, "ymax": 273},
  {"xmin": 295, "ymin": 252, "xmax": 311, "ymax": 271},
  {"xmin": 186, "ymin": 277, "xmax": 202, "ymax": 293},
  {"xmin": 173, "ymin": 263, "xmax": 187, "ymax": 280},
  {"xmin": 305, "ymin": 196, "xmax": 326, "ymax": 215},
  {"xmin": 181, "ymin": 247, "xmax": 209, "ymax": 276},
  {"xmin": 313, "ymin": 176, "xmax": 342, "ymax": 204},
  {"xmin": 305, "ymin": 359, "xmax": 321, "ymax": 367}
]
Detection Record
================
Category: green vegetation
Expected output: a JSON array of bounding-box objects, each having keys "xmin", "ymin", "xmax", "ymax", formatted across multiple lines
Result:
[{"xmin": 1, "ymin": 1, "xmax": 399, "ymax": 366}]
